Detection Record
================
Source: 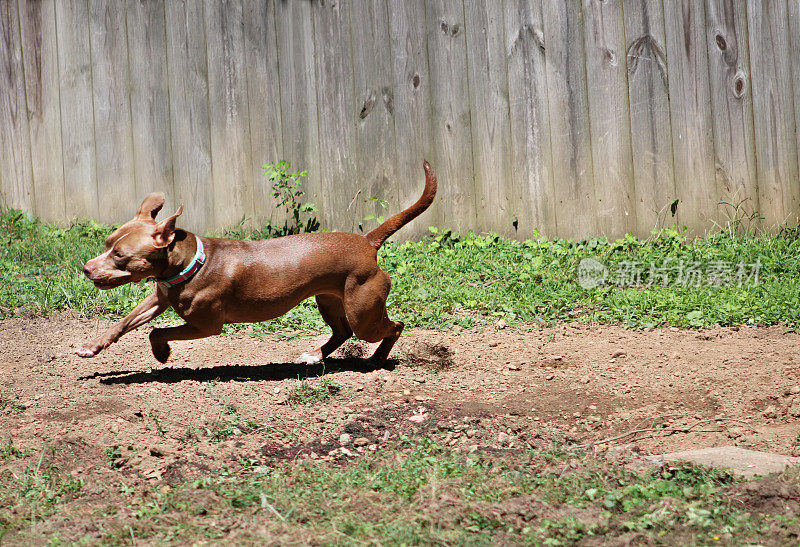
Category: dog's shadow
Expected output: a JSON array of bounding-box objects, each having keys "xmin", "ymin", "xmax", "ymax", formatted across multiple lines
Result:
[{"xmin": 79, "ymin": 357, "xmax": 397, "ymax": 385}]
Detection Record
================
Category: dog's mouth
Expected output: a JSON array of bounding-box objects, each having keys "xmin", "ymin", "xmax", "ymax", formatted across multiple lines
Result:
[{"xmin": 92, "ymin": 279, "xmax": 125, "ymax": 290}]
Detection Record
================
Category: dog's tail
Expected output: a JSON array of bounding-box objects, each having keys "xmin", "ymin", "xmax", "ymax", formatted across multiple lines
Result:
[{"xmin": 366, "ymin": 160, "xmax": 437, "ymax": 249}]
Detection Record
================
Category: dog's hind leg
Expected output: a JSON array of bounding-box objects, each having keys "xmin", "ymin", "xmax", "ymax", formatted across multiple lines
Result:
[
  {"xmin": 297, "ymin": 294, "xmax": 353, "ymax": 364},
  {"xmin": 343, "ymin": 271, "xmax": 404, "ymax": 362}
]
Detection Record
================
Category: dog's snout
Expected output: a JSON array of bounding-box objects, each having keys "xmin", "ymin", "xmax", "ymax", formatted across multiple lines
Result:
[{"xmin": 83, "ymin": 262, "xmax": 93, "ymax": 278}]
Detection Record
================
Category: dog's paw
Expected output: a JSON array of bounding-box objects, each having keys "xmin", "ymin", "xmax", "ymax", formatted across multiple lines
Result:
[
  {"xmin": 150, "ymin": 341, "xmax": 171, "ymax": 363},
  {"xmin": 297, "ymin": 351, "xmax": 322, "ymax": 365},
  {"xmin": 75, "ymin": 342, "xmax": 101, "ymax": 358}
]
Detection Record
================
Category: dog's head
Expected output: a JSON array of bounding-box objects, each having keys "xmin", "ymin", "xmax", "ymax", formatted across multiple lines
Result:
[{"xmin": 82, "ymin": 193, "xmax": 183, "ymax": 290}]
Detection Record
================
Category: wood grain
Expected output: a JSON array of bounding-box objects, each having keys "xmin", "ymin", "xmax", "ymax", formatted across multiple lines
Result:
[
  {"xmin": 503, "ymin": 0, "xmax": 556, "ymax": 238},
  {"xmin": 89, "ymin": 0, "xmax": 136, "ymax": 224},
  {"xmin": 56, "ymin": 0, "xmax": 96, "ymax": 219},
  {"xmin": 243, "ymin": 0, "xmax": 283, "ymax": 226},
  {"xmin": 464, "ymin": 0, "xmax": 513, "ymax": 236},
  {"xmin": 542, "ymin": 0, "xmax": 596, "ymax": 238},
  {"xmin": 623, "ymin": 0, "xmax": 676, "ymax": 235},
  {"xmin": 663, "ymin": 1, "xmax": 718, "ymax": 233},
  {"xmin": 347, "ymin": 0, "xmax": 398, "ymax": 236},
  {"xmin": 18, "ymin": 0, "xmax": 64, "ymax": 222},
  {"xmin": 125, "ymin": 0, "xmax": 175, "ymax": 216},
  {"xmin": 203, "ymin": 0, "xmax": 253, "ymax": 230},
  {"xmin": 312, "ymin": 0, "xmax": 358, "ymax": 231},
  {"xmin": 0, "ymin": 0, "xmax": 34, "ymax": 212},
  {"xmin": 388, "ymin": 0, "xmax": 436, "ymax": 237},
  {"xmin": 583, "ymin": 0, "xmax": 634, "ymax": 237},
  {"xmin": 425, "ymin": 0, "xmax": 476, "ymax": 234},
  {"xmin": 747, "ymin": 0, "xmax": 799, "ymax": 227},
  {"xmin": 274, "ymin": 0, "xmax": 321, "ymax": 228},
  {"xmin": 164, "ymin": 0, "xmax": 212, "ymax": 233},
  {"xmin": 704, "ymin": 0, "xmax": 758, "ymax": 226}
]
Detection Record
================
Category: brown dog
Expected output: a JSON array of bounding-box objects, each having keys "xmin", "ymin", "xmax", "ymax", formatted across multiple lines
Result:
[{"xmin": 77, "ymin": 161, "xmax": 436, "ymax": 364}]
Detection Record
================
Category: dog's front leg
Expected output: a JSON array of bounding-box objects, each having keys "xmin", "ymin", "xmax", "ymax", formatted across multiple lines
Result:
[{"xmin": 76, "ymin": 291, "xmax": 169, "ymax": 357}]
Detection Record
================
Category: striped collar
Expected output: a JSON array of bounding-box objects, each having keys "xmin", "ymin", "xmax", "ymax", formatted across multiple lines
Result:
[{"xmin": 157, "ymin": 236, "xmax": 205, "ymax": 287}]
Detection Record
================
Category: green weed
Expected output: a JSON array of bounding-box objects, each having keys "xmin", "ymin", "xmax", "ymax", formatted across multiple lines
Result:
[
  {"xmin": 146, "ymin": 411, "xmax": 166, "ymax": 437},
  {"xmin": 286, "ymin": 377, "xmax": 341, "ymax": 405},
  {"xmin": 209, "ymin": 418, "xmax": 267, "ymax": 442},
  {"xmin": 105, "ymin": 445, "xmax": 122, "ymax": 465},
  {"xmin": 0, "ymin": 452, "xmax": 83, "ymax": 536},
  {"xmin": 0, "ymin": 438, "xmax": 22, "ymax": 460},
  {"xmin": 0, "ymin": 395, "xmax": 24, "ymax": 413}
]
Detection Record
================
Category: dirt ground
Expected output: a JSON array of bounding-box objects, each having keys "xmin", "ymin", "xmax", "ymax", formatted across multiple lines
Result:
[{"xmin": 2, "ymin": 314, "xmax": 800, "ymax": 481}]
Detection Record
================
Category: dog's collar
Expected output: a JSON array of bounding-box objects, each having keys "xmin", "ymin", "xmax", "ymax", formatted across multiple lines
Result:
[{"xmin": 157, "ymin": 236, "xmax": 206, "ymax": 287}]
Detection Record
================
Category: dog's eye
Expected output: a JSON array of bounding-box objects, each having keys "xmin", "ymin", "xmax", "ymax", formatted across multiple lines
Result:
[{"xmin": 112, "ymin": 254, "xmax": 128, "ymax": 268}]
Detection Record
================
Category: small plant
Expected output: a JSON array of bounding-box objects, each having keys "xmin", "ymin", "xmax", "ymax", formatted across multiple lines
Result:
[
  {"xmin": 260, "ymin": 161, "xmax": 320, "ymax": 237},
  {"xmin": 147, "ymin": 410, "xmax": 166, "ymax": 437},
  {"xmin": 210, "ymin": 418, "xmax": 267, "ymax": 442},
  {"xmin": 0, "ymin": 437, "xmax": 22, "ymax": 460},
  {"xmin": 359, "ymin": 196, "xmax": 389, "ymax": 232},
  {"xmin": 105, "ymin": 445, "xmax": 122, "ymax": 465},
  {"xmin": 286, "ymin": 377, "xmax": 341, "ymax": 405},
  {"xmin": 175, "ymin": 426, "xmax": 204, "ymax": 444},
  {"xmin": 0, "ymin": 395, "xmax": 24, "ymax": 413},
  {"xmin": 717, "ymin": 194, "xmax": 762, "ymax": 237}
]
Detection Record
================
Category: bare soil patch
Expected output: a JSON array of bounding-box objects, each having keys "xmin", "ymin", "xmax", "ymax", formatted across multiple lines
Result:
[
  {"xmin": 3, "ymin": 316, "xmax": 800, "ymax": 467},
  {"xmin": 2, "ymin": 316, "xmax": 800, "ymax": 541}
]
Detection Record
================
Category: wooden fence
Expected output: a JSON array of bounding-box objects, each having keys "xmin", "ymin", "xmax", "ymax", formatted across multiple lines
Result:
[{"xmin": 1, "ymin": 0, "xmax": 798, "ymax": 239}]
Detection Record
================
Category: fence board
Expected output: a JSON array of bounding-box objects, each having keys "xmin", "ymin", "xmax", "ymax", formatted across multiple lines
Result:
[
  {"xmin": 89, "ymin": 0, "xmax": 136, "ymax": 224},
  {"xmin": 243, "ymin": 0, "xmax": 283, "ymax": 226},
  {"xmin": 704, "ymin": 0, "xmax": 758, "ymax": 225},
  {"xmin": 623, "ymin": 0, "xmax": 676, "ymax": 235},
  {"xmin": 503, "ymin": 0, "xmax": 556, "ymax": 239},
  {"xmin": 542, "ymin": 1, "xmax": 596, "ymax": 238},
  {"xmin": 56, "ymin": 0, "xmax": 96, "ymax": 220},
  {"xmin": 125, "ymin": 0, "xmax": 175, "ymax": 215},
  {"xmin": 274, "ymin": 0, "xmax": 321, "ymax": 229},
  {"xmin": 203, "ymin": 0, "xmax": 253, "ymax": 230},
  {"xmin": 164, "ymin": 0, "xmax": 212, "ymax": 233},
  {"xmin": 785, "ymin": 0, "xmax": 800, "ymax": 227},
  {"xmin": 312, "ymin": 0, "xmax": 358, "ymax": 231},
  {"xmin": 583, "ymin": 0, "xmax": 634, "ymax": 237},
  {"xmin": 347, "ymin": 0, "xmax": 398, "ymax": 236},
  {"xmin": 0, "ymin": 0, "xmax": 34, "ymax": 212},
  {"xmin": 664, "ymin": 1, "xmax": 718, "ymax": 233},
  {"xmin": 464, "ymin": 0, "xmax": 513, "ymax": 236},
  {"xmin": 19, "ymin": 0, "xmax": 64, "ymax": 222},
  {"xmin": 388, "ymin": 0, "xmax": 435, "ymax": 237},
  {"xmin": 425, "ymin": 0, "xmax": 475, "ymax": 234},
  {"xmin": 747, "ymin": 0, "xmax": 799, "ymax": 227}
]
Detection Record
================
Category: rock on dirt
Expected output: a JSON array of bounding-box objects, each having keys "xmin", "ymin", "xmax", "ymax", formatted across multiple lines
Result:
[{"xmin": 651, "ymin": 447, "xmax": 800, "ymax": 478}]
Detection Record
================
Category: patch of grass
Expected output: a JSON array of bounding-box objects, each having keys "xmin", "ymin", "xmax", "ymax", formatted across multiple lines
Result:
[
  {"xmin": 81, "ymin": 437, "xmax": 783, "ymax": 545},
  {"xmin": 0, "ymin": 437, "xmax": 794, "ymax": 544},
  {"xmin": 3, "ymin": 208, "xmax": 800, "ymax": 330},
  {"xmin": 209, "ymin": 418, "xmax": 268, "ymax": 443},
  {"xmin": 0, "ymin": 395, "xmax": 24, "ymax": 414},
  {"xmin": 105, "ymin": 445, "xmax": 122, "ymax": 466},
  {"xmin": 286, "ymin": 377, "xmax": 341, "ymax": 405},
  {"xmin": 0, "ymin": 438, "xmax": 23, "ymax": 460},
  {"xmin": 0, "ymin": 453, "xmax": 83, "ymax": 538}
]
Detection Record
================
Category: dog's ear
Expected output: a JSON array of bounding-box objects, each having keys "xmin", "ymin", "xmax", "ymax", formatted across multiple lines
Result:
[
  {"xmin": 136, "ymin": 193, "xmax": 166, "ymax": 221},
  {"xmin": 153, "ymin": 205, "xmax": 183, "ymax": 248}
]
